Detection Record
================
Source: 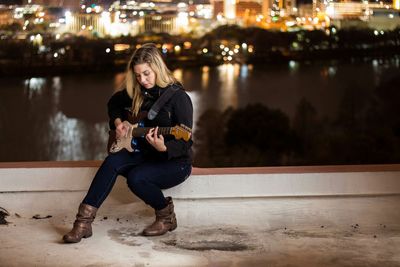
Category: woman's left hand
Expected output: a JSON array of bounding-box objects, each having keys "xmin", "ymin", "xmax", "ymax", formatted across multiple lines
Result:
[{"xmin": 146, "ymin": 127, "xmax": 167, "ymax": 152}]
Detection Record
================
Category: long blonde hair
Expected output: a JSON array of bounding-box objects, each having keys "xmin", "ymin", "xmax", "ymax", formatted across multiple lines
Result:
[{"xmin": 126, "ymin": 43, "xmax": 177, "ymax": 116}]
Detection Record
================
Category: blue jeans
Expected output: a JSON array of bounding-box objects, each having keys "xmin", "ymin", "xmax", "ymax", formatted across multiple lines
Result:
[{"xmin": 82, "ymin": 150, "xmax": 191, "ymax": 210}]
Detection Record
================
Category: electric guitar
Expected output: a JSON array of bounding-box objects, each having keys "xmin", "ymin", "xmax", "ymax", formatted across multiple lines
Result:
[{"xmin": 109, "ymin": 121, "xmax": 191, "ymax": 153}]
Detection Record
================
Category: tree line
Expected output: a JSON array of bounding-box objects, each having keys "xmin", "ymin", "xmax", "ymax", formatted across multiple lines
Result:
[
  {"xmin": 1, "ymin": 25, "xmax": 400, "ymax": 75},
  {"xmin": 193, "ymin": 72, "xmax": 400, "ymax": 167}
]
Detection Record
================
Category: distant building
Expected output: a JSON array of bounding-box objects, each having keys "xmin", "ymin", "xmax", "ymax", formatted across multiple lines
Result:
[
  {"xmin": 330, "ymin": 18, "xmax": 369, "ymax": 29},
  {"xmin": 212, "ymin": 0, "xmax": 223, "ymax": 17},
  {"xmin": 285, "ymin": 0, "xmax": 296, "ymax": 15},
  {"xmin": 236, "ymin": 0, "xmax": 262, "ymax": 25},
  {"xmin": 261, "ymin": 0, "xmax": 297, "ymax": 18},
  {"xmin": 262, "ymin": 0, "xmax": 269, "ymax": 17},
  {"xmin": 212, "ymin": 0, "xmax": 263, "ymax": 20},
  {"xmin": 368, "ymin": 8, "xmax": 400, "ymax": 30},
  {"xmin": 62, "ymin": 0, "xmax": 80, "ymax": 10},
  {"xmin": 236, "ymin": 0, "xmax": 262, "ymax": 18},
  {"xmin": 20, "ymin": 0, "xmax": 79, "ymax": 9},
  {"xmin": 23, "ymin": 0, "xmax": 61, "ymax": 6},
  {"xmin": 298, "ymin": 3, "xmax": 314, "ymax": 17},
  {"xmin": 0, "ymin": 7, "xmax": 14, "ymax": 26},
  {"xmin": 325, "ymin": 1, "xmax": 390, "ymax": 19},
  {"xmin": 224, "ymin": 0, "xmax": 235, "ymax": 19},
  {"xmin": 143, "ymin": 13, "xmax": 176, "ymax": 33},
  {"xmin": 394, "ymin": 0, "xmax": 399, "ymax": 9},
  {"xmin": 64, "ymin": 12, "xmax": 108, "ymax": 36},
  {"xmin": 322, "ymin": 0, "xmax": 400, "ymax": 30}
]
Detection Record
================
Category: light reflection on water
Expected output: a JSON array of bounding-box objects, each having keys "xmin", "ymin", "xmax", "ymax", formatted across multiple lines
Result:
[
  {"xmin": 201, "ymin": 66, "xmax": 209, "ymax": 90},
  {"xmin": 288, "ymin": 60, "xmax": 299, "ymax": 74},
  {"xmin": 46, "ymin": 112, "xmax": 109, "ymax": 161},
  {"xmin": 52, "ymin": 77, "xmax": 61, "ymax": 107},
  {"xmin": 1, "ymin": 60, "xmax": 399, "ymax": 162},
  {"xmin": 217, "ymin": 63, "xmax": 239, "ymax": 110},
  {"xmin": 113, "ymin": 72, "xmax": 126, "ymax": 92},
  {"xmin": 24, "ymin": 77, "xmax": 46, "ymax": 99},
  {"xmin": 240, "ymin": 64, "xmax": 249, "ymax": 79},
  {"xmin": 172, "ymin": 68, "xmax": 183, "ymax": 84}
]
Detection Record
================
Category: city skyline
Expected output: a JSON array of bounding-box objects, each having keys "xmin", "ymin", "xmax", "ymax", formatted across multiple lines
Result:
[
  {"xmin": 2, "ymin": 0, "xmax": 396, "ymax": 7},
  {"xmin": 1, "ymin": 0, "xmax": 399, "ymax": 43}
]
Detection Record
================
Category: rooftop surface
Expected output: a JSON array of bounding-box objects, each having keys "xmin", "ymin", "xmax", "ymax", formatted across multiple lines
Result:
[{"xmin": 1, "ymin": 163, "xmax": 400, "ymax": 267}]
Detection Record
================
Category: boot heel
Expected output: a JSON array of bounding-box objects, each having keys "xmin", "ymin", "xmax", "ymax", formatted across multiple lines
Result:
[
  {"xmin": 83, "ymin": 232, "xmax": 93, "ymax": 238},
  {"xmin": 169, "ymin": 217, "xmax": 177, "ymax": 231}
]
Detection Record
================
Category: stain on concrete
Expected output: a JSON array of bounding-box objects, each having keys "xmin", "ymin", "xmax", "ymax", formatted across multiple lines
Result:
[
  {"xmin": 236, "ymin": 259, "xmax": 278, "ymax": 267},
  {"xmin": 204, "ymin": 261, "xmax": 233, "ymax": 267},
  {"xmin": 155, "ymin": 226, "xmax": 254, "ymax": 252},
  {"xmin": 283, "ymin": 229, "xmax": 332, "ymax": 239},
  {"xmin": 327, "ymin": 258, "xmax": 400, "ymax": 267},
  {"xmin": 84, "ymin": 263, "xmax": 114, "ymax": 267},
  {"xmin": 162, "ymin": 239, "xmax": 177, "ymax": 246},
  {"xmin": 135, "ymin": 209, "xmax": 153, "ymax": 217},
  {"xmin": 138, "ymin": 251, "xmax": 150, "ymax": 258},
  {"xmin": 196, "ymin": 227, "xmax": 247, "ymax": 237},
  {"xmin": 162, "ymin": 240, "xmax": 249, "ymax": 251},
  {"xmin": 108, "ymin": 227, "xmax": 144, "ymax": 246},
  {"xmin": 281, "ymin": 225, "xmax": 400, "ymax": 240}
]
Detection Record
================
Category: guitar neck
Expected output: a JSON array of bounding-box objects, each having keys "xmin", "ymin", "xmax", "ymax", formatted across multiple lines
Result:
[{"xmin": 132, "ymin": 127, "xmax": 172, "ymax": 138}]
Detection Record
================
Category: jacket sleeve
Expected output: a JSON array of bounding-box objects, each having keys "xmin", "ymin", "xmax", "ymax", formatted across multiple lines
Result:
[
  {"xmin": 165, "ymin": 90, "xmax": 193, "ymax": 160},
  {"xmin": 107, "ymin": 89, "xmax": 132, "ymax": 130}
]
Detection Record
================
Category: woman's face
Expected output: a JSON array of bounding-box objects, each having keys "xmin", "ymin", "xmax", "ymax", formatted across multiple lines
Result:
[{"xmin": 133, "ymin": 63, "xmax": 156, "ymax": 89}]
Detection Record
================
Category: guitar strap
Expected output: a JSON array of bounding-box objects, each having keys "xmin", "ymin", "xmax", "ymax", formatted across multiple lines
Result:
[{"xmin": 147, "ymin": 83, "xmax": 180, "ymax": 120}]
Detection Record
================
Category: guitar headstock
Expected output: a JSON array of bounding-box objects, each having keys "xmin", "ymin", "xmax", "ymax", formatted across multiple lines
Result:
[{"xmin": 171, "ymin": 124, "xmax": 192, "ymax": 141}]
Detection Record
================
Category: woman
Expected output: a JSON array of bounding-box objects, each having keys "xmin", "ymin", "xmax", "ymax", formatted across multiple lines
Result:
[{"xmin": 63, "ymin": 43, "xmax": 193, "ymax": 243}]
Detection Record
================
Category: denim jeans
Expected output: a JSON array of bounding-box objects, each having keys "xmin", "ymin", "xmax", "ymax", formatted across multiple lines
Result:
[{"xmin": 82, "ymin": 150, "xmax": 191, "ymax": 210}]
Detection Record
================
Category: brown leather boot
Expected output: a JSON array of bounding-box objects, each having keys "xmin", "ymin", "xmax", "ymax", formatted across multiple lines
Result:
[
  {"xmin": 142, "ymin": 197, "xmax": 177, "ymax": 236},
  {"xmin": 63, "ymin": 203, "xmax": 97, "ymax": 243}
]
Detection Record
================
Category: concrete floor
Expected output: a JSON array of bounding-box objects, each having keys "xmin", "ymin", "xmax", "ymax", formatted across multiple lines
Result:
[{"xmin": 1, "ymin": 194, "xmax": 400, "ymax": 267}]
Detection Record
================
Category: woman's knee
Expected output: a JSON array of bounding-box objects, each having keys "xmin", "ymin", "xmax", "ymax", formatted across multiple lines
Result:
[
  {"xmin": 100, "ymin": 154, "xmax": 119, "ymax": 172},
  {"xmin": 126, "ymin": 173, "xmax": 146, "ymax": 191},
  {"xmin": 103, "ymin": 151, "xmax": 132, "ymax": 171}
]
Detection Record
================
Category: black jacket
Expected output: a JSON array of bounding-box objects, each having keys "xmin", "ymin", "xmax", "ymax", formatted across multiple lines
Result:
[{"xmin": 107, "ymin": 84, "xmax": 193, "ymax": 163}]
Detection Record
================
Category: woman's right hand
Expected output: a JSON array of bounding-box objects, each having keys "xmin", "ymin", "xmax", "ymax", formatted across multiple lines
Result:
[{"xmin": 115, "ymin": 118, "xmax": 129, "ymax": 139}]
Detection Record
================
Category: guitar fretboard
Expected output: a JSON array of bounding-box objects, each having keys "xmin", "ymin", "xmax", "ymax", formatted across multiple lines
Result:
[{"xmin": 132, "ymin": 127, "xmax": 171, "ymax": 138}]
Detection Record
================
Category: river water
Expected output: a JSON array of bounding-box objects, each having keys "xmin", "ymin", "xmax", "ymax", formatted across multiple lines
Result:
[{"xmin": 1, "ymin": 59, "xmax": 399, "ymax": 162}]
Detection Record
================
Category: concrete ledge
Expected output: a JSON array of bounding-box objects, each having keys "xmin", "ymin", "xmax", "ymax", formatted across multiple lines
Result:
[
  {"xmin": 0, "ymin": 162, "xmax": 400, "ymax": 198},
  {"xmin": 1, "ymin": 161, "xmax": 400, "ymax": 173}
]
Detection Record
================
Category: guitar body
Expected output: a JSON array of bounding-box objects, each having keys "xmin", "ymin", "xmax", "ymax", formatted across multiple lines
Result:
[
  {"xmin": 109, "ymin": 123, "xmax": 139, "ymax": 153},
  {"xmin": 107, "ymin": 111, "xmax": 147, "ymax": 154}
]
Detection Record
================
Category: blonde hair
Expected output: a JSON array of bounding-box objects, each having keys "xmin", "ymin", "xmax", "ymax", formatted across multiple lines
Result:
[{"xmin": 125, "ymin": 43, "xmax": 177, "ymax": 116}]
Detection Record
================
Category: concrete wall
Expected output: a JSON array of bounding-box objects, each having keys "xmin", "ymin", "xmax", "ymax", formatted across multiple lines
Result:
[{"xmin": 1, "ymin": 162, "xmax": 400, "ymax": 198}]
